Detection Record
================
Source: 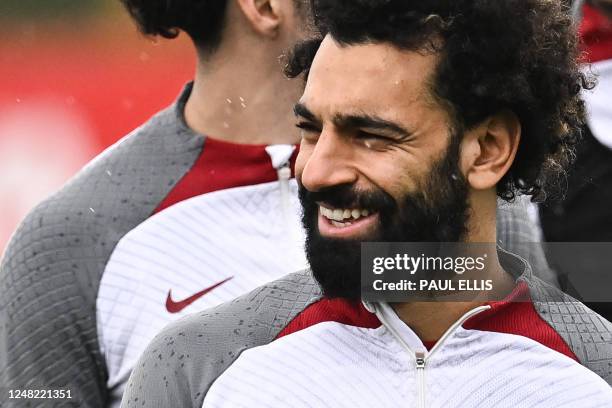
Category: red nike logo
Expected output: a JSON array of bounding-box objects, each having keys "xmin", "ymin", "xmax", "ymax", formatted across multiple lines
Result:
[{"xmin": 165, "ymin": 277, "xmax": 233, "ymax": 313}]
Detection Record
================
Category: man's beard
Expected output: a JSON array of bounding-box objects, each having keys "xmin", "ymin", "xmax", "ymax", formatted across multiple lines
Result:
[{"xmin": 298, "ymin": 134, "xmax": 470, "ymax": 299}]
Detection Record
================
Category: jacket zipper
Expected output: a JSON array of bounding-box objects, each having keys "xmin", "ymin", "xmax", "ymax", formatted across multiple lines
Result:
[
  {"xmin": 276, "ymin": 161, "xmax": 292, "ymax": 225},
  {"xmin": 415, "ymin": 351, "xmax": 426, "ymax": 408},
  {"xmin": 370, "ymin": 302, "xmax": 491, "ymax": 408},
  {"xmin": 264, "ymin": 144, "xmax": 295, "ymax": 230},
  {"xmin": 274, "ymin": 156, "xmax": 303, "ymax": 261}
]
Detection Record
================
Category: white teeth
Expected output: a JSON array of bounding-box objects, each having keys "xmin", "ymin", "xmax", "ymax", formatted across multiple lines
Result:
[
  {"xmin": 331, "ymin": 220, "xmax": 353, "ymax": 228},
  {"xmin": 332, "ymin": 209, "xmax": 344, "ymax": 221},
  {"xmin": 320, "ymin": 206, "xmax": 373, "ymax": 223}
]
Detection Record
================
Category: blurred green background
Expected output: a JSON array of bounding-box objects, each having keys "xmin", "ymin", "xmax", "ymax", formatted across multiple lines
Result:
[{"xmin": 0, "ymin": 0, "xmax": 107, "ymax": 20}]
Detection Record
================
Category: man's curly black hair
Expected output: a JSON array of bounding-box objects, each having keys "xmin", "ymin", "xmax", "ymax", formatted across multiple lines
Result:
[{"xmin": 287, "ymin": 0, "xmax": 594, "ymax": 202}]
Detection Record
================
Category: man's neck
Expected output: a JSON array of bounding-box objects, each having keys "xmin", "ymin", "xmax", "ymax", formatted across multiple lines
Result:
[
  {"xmin": 184, "ymin": 47, "xmax": 304, "ymax": 146},
  {"xmin": 391, "ymin": 253, "xmax": 515, "ymax": 342},
  {"xmin": 392, "ymin": 193, "xmax": 516, "ymax": 342}
]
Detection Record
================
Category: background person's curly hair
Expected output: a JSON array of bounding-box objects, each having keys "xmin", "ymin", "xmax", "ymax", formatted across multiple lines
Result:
[{"xmin": 287, "ymin": 0, "xmax": 594, "ymax": 202}]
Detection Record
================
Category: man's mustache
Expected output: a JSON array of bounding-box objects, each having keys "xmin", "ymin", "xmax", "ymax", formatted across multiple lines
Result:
[{"xmin": 297, "ymin": 182, "xmax": 397, "ymax": 213}]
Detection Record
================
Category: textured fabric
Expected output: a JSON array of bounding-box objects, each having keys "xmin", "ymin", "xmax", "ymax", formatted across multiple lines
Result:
[
  {"xmin": 497, "ymin": 196, "xmax": 557, "ymax": 285},
  {"xmin": 279, "ymin": 282, "xmax": 579, "ymax": 363},
  {"xmin": 278, "ymin": 298, "xmax": 380, "ymax": 338},
  {"xmin": 120, "ymin": 271, "xmax": 321, "ymax": 408},
  {"xmin": 204, "ymin": 323, "xmax": 610, "ymax": 407},
  {"xmin": 0, "ymin": 86, "xmax": 204, "ymax": 407},
  {"xmin": 528, "ymin": 276, "xmax": 612, "ymax": 384},
  {"xmin": 121, "ymin": 254, "xmax": 612, "ymax": 408},
  {"xmin": 98, "ymin": 180, "xmax": 308, "ymax": 406}
]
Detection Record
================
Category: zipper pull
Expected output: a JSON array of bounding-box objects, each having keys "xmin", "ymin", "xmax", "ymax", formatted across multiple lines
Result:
[
  {"xmin": 276, "ymin": 161, "xmax": 291, "ymax": 227},
  {"xmin": 276, "ymin": 161, "xmax": 291, "ymax": 214},
  {"xmin": 277, "ymin": 162, "xmax": 291, "ymax": 182},
  {"xmin": 415, "ymin": 351, "xmax": 426, "ymax": 369}
]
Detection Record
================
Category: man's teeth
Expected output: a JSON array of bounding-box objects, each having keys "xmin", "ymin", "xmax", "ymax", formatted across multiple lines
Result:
[{"xmin": 320, "ymin": 206, "xmax": 371, "ymax": 222}]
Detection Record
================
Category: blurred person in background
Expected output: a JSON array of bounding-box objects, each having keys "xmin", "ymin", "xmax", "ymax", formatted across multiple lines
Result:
[
  {"xmin": 540, "ymin": 0, "xmax": 612, "ymax": 319},
  {"xmin": 0, "ymin": 1, "xmax": 553, "ymax": 408}
]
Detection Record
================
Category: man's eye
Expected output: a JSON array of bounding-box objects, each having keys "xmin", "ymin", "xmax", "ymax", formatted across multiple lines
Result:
[
  {"xmin": 357, "ymin": 131, "xmax": 394, "ymax": 148},
  {"xmin": 295, "ymin": 122, "xmax": 320, "ymax": 133},
  {"xmin": 295, "ymin": 123, "xmax": 321, "ymax": 142},
  {"xmin": 359, "ymin": 131, "xmax": 388, "ymax": 140}
]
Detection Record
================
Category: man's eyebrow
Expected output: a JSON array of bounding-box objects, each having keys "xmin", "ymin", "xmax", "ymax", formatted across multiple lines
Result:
[
  {"xmin": 333, "ymin": 113, "xmax": 412, "ymax": 139},
  {"xmin": 294, "ymin": 104, "xmax": 412, "ymax": 139},
  {"xmin": 293, "ymin": 103, "xmax": 320, "ymax": 123}
]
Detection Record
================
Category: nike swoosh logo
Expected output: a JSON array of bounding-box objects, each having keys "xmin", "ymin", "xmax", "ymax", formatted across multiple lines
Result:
[{"xmin": 165, "ymin": 277, "xmax": 233, "ymax": 314}]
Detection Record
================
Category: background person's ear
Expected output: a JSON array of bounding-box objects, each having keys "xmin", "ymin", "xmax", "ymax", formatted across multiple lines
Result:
[
  {"xmin": 236, "ymin": 0, "xmax": 285, "ymax": 38},
  {"xmin": 462, "ymin": 110, "xmax": 521, "ymax": 191}
]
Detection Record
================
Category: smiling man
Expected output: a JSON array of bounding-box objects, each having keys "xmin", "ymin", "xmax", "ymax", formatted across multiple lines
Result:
[{"xmin": 121, "ymin": 1, "xmax": 612, "ymax": 407}]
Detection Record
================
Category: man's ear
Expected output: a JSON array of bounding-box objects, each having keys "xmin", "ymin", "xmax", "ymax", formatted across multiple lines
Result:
[
  {"xmin": 236, "ymin": 0, "xmax": 284, "ymax": 38},
  {"xmin": 462, "ymin": 110, "xmax": 521, "ymax": 190}
]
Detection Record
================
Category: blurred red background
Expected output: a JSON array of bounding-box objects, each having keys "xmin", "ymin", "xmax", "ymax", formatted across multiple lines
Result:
[{"xmin": 0, "ymin": 2, "xmax": 196, "ymax": 253}]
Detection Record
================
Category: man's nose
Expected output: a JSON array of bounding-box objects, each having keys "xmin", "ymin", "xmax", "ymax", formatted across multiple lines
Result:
[{"xmin": 300, "ymin": 131, "xmax": 358, "ymax": 192}]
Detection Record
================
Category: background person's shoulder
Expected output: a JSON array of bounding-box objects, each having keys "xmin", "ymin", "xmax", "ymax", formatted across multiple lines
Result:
[
  {"xmin": 0, "ymin": 104, "xmax": 204, "ymax": 407},
  {"xmin": 1, "ymin": 101, "xmax": 205, "ymax": 285}
]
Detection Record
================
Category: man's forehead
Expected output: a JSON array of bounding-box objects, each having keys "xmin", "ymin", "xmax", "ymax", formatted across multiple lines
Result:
[{"xmin": 300, "ymin": 35, "xmax": 439, "ymax": 119}]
